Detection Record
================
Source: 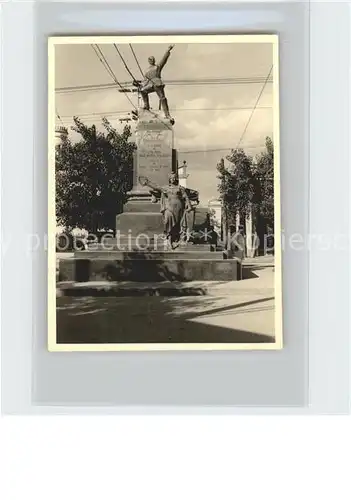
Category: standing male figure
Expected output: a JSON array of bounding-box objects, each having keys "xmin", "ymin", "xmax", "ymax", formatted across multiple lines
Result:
[{"xmin": 137, "ymin": 44, "xmax": 174, "ymax": 120}]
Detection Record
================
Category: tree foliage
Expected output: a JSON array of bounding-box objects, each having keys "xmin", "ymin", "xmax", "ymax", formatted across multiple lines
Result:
[
  {"xmin": 217, "ymin": 137, "xmax": 274, "ymax": 229},
  {"xmin": 217, "ymin": 149, "xmax": 255, "ymax": 226},
  {"xmin": 56, "ymin": 117, "xmax": 135, "ymax": 232},
  {"xmin": 252, "ymin": 137, "xmax": 274, "ymax": 227}
]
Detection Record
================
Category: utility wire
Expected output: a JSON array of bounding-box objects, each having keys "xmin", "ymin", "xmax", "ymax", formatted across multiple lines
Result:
[
  {"xmin": 56, "ymin": 77, "xmax": 273, "ymax": 94},
  {"xmin": 236, "ymin": 65, "xmax": 273, "ymax": 149},
  {"xmin": 93, "ymin": 44, "xmax": 127, "ymax": 89},
  {"xmin": 59, "ymin": 105, "xmax": 272, "ymax": 119},
  {"xmin": 56, "ymin": 110, "xmax": 265, "ymax": 154},
  {"xmin": 129, "ymin": 44, "xmax": 144, "ymax": 77},
  {"xmin": 91, "ymin": 45, "xmax": 116, "ymax": 83},
  {"xmin": 91, "ymin": 44, "xmax": 137, "ymax": 110},
  {"xmin": 113, "ymin": 44, "xmax": 138, "ymax": 82},
  {"xmin": 178, "ymin": 145, "xmax": 265, "ymax": 154}
]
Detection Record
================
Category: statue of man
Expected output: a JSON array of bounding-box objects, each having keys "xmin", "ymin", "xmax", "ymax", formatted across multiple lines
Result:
[{"xmin": 137, "ymin": 45, "xmax": 174, "ymax": 120}]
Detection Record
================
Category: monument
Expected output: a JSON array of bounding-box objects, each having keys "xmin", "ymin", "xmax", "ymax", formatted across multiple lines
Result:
[{"xmin": 59, "ymin": 45, "xmax": 242, "ymax": 286}]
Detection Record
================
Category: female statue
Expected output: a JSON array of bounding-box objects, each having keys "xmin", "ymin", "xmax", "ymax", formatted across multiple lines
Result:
[{"xmin": 138, "ymin": 173, "xmax": 193, "ymax": 249}]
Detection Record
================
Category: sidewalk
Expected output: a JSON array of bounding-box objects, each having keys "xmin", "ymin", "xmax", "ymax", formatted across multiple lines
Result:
[
  {"xmin": 242, "ymin": 255, "xmax": 274, "ymax": 267},
  {"xmin": 56, "ymin": 268, "xmax": 275, "ymax": 344}
]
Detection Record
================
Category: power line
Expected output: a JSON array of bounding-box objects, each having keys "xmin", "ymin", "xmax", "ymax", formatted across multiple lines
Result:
[
  {"xmin": 178, "ymin": 145, "xmax": 265, "ymax": 154},
  {"xmin": 92, "ymin": 44, "xmax": 129, "ymax": 94},
  {"xmin": 54, "ymin": 112, "xmax": 264, "ymax": 153},
  {"xmin": 57, "ymin": 117, "xmax": 134, "ymax": 124},
  {"xmin": 54, "ymin": 111, "xmax": 265, "ymax": 154},
  {"xmin": 236, "ymin": 65, "xmax": 273, "ymax": 149},
  {"xmin": 129, "ymin": 44, "xmax": 144, "ymax": 77},
  {"xmin": 55, "ymin": 77, "xmax": 273, "ymax": 94},
  {"xmin": 113, "ymin": 44, "xmax": 137, "ymax": 82},
  {"xmin": 91, "ymin": 44, "xmax": 137, "ymax": 110},
  {"xmin": 58, "ymin": 105, "xmax": 272, "ymax": 119},
  {"xmin": 57, "ymin": 114, "xmax": 265, "ymax": 154},
  {"xmin": 91, "ymin": 45, "xmax": 115, "ymax": 82}
]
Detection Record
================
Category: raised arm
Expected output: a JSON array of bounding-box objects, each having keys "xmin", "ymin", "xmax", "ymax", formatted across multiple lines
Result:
[{"xmin": 157, "ymin": 44, "xmax": 174, "ymax": 71}]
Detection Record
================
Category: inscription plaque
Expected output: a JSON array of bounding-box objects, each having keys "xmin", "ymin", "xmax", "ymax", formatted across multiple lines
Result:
[{"xmin": 136, "ymin": 112, "xmax": 174, "ymax": 187}]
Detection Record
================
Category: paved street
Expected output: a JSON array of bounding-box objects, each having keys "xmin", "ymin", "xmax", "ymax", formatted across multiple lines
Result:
[{"xmin": 56, "ymin": 267, "xmax": 275, "ymax": 344}]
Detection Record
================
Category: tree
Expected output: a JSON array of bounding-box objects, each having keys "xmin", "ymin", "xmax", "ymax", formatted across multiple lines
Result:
[
  {"xmin": 252, "ymin": 137, "xmax": 274, "ymax": 229},
  {"xmin": 217, "ymin": 138, "xmax": 274, "ymax": 255},
  {"xmin": 56, "ymin": 117, "xmax": 135, "ymax": 232},
  {"xmin": 217, "ymin": 148, "xmax": 255, "ymax": 230},
  {"xmin": 217, "ymin": 138, "xmax": 274, "ymax": 227}
]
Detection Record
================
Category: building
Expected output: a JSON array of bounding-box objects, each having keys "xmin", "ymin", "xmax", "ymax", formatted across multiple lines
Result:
[
  {"xmin": 178, "ymin": 160, "xmax": 189, "ymax": 188},
  {"xmin": 208, "ymin": 198, "xmax": 222, "ymax": 239},
  {"xmin": 55, "ymin": 126, "xmax": 68, "ymax": 235},
  {"xmin": 55, "ymin": 125, "xmax": 68, "ymax": 146}
]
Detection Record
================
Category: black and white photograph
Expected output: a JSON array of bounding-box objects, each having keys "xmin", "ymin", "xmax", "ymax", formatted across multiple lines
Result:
[{"xmin": 49, "ymin": 34, "xmax": 281, "ymax": 350}]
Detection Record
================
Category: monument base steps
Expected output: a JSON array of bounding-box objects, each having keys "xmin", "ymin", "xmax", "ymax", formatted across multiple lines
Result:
[
  {"xmin": 57, "ymin": 278, "xmax": 247, "ymax": 298},
  {"xmin": 59, "ymin": 257, "xmax": 242, "ymax": 283}
]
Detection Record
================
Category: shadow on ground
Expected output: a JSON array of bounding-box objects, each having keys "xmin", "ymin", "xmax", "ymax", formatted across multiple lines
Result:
[
  {"xmin": 242, "ymin": 265, "xmax": 273, "ymax": 280},
  {"xmin": 56, "ymin": 294, "xmax": 274, "ymax": 344},
  {"xmin": 60, "ymin": 282, "xmax": 210, "ymax": 297}
]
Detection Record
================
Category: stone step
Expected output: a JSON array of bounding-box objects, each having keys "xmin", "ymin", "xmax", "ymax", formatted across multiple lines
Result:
[
  {"xmin": 57, "ymin": 279, "xmax": 269, "ymax": 298},
  {"xmin": 84, "ymin": 241, "xmax": 217, "ymax": 252},
  {"xmin": 59, "ymin": 257, "xmax": 242, "ymax": 283},
  {"xmin": 57, "ymin": 279, "xmax": 272, "ymax": 296},
  {"xmin": 57, "ymin": 281, "xmax": 210, "ymax": 297},
  {"xmin": 75, "ymin": 250, "xmax": 224, "ymax": 260}
]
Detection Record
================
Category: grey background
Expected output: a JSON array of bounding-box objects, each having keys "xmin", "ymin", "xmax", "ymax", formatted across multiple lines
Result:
[{"xmin": 1, "ymin": 1, "xmax": 349, "ymax": 413}]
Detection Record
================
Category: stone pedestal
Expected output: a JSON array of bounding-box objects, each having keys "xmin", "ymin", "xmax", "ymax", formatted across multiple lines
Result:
[
  {"xmin": 116, "ymin": 110, "xmax": 175, "ymax": 241},
  {"xmin": 135, "ymin": 109, "xmax": 174, "ymax": 189},
  {"xmin": 60, "ymin": 255, "xmax": 241, "ymax": 283}
]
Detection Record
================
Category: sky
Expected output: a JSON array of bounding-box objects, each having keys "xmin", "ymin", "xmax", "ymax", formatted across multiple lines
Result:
[{"xmin": 55, "ymin": 41, "xmax": 274, "ymax": 203}]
